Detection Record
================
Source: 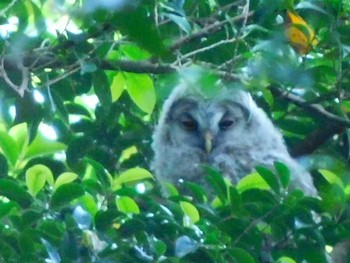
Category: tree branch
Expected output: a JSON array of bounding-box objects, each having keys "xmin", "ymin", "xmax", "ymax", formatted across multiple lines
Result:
[
  {"xmin": 290, "ymin": 124, "xmax": 344, "ymax": 157},
  {"xmin": 99, "ymin": 60, "xmax": 174, "ymax": 74},
  {"xmin": 0, "ymin": 56, "xmax": 29, "ymax": 97},
  {"xmin": 270, "ymin": 87, "xmax": 350, "ymax": 128},
  {"xmin": 270, "ymin": 87, "xmax": 348, "ymax": 156}
]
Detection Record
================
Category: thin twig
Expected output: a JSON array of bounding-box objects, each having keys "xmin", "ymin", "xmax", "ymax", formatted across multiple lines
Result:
[
  {"xmin": 0, "ymin": 0, "xmax": 18, "ymax": 17},
  {"xmin": 232, "ymin": 0, "xmax": 250, "ymax": 61},
  {"xmin": 233, "ymin": 204, "xmax": 279, "ymax": 246},
  {"xmin": 39, "ymin": 64, "xmax": 81, "ymax": 88},
  {"xmin": 170, "ymin": 11, "xmax": 254, "ymax": 51},
  {"xmin": 174, "ymin": 37, "xmax": 241, "ymax": 64}
]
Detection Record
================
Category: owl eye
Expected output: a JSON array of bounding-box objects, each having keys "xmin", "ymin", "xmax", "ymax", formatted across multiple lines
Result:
[
  {"xmin": 179, "ymin": 115, "xmax": 198, "ymax": 131},
  {"xmin": 219, "ymin": 119, "xmax": 234, "ymax": 130}
]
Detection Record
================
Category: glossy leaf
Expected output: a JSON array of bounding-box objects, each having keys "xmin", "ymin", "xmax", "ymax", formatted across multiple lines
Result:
[
  {"xmin": 0, "ymin": 179, "xmax": 32, "ymax": 208},
  {"xmin": 93, "ymin": 70, "xmax": 112, "ymax": 109},
  {"xmin": 230, "ymin": 247, "xmax": 256, "ymax": 263},
  {"xmin": 50, "ymin": 183, "xmax": 85, "ymax": 209},
  {"xmin": 318, "ymin": 169, "xmax": 344, "ymax": 188},
  {"xmin": 54, "ymin": 172, "xmax": 79, "ymax": 190},
  {"xmin": 274, "ymin": 162, "xmax": 290, "ymax": 189},
  {"xmin": 113, "ymin": 167, "xmax": 153, "ymax": 190},
  {"xmin": 255, "ymin": 166, "xmax": 280, "ymax": 194},
  {"xmin": 205, "ymin": 166, "xmax": 227, "ymax": 203},
  {"xmin": 111, "ymin": 72, "xmax": 126, "ymax": 102},
  {"xmin": 277, "ymin": 257, "xmax": 297, "ymax": 263},
  {"xmin": 237, "ymin": 172, "xmax": 270, "ymax": 193},
  {"xmin": 0, "ymin": 130, "xmax": 19, "ymax": 167},
  {"xmin": 25, "ymin": 164, "xmax": 52, "ymax": 196},
  {"xmin": 0, "ymin": 201, "xmax": 18, "ymax": 218},
  {"xmin": 180, "ymin": 201, "xmax": 200, "ymax": 224},
  {"xmin": 125, "ymin": 73, "xmax": 156, "ymax": 114},
  {"xmin": 85, "ymin": 158, "xmax": 112, "ymax": 187},
  {"xmin": 9, "ymin": 122, "xmax": 29, "ymax": 158},
  {"xmin": 116, "ymin": 195, "xmax": 140, "ymax": 214},
  {"xmin": 25, "ymin": 132, "xmax": 67, "ymax": 160}
]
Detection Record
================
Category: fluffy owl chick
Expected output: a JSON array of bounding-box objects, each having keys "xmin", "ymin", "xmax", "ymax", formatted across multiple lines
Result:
[{"xmin": 152, "ymin": 83, "xmax": 317, "ymax": 196}]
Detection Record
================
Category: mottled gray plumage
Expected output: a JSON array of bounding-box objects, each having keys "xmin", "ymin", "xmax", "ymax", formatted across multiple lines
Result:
[{"xmin": 152, "ymin": 82, "xmax": 317, "ymax": 196}]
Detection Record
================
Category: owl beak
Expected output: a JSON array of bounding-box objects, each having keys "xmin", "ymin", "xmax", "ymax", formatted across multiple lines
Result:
[{"xmin": 204, "ymin": 131, "xmax": 213, "ymax": 153}]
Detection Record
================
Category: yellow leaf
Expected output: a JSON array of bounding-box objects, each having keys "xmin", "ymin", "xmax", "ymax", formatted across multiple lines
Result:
[{"xmin": 285, "ymin": 10, "xmax": 318, "ymax": 54}]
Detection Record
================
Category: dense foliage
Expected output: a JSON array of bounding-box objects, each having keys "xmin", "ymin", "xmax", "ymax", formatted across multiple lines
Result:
[{"xmin": 1, "ymin": 0, "xmax": 350, "ymax": 262}]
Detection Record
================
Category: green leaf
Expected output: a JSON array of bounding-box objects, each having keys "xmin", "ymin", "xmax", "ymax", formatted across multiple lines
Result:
[
  {"xmin": 0, "ymin": 201, "xmax": 18, "ymax": 219},
  {"xmin": 25, "ymin": 132, "xmax": 67, "ymax": 159},
  {"xmin": 321, "ymin": 184, "xmax": 345, "ymax": 213},
  {"xmin": 229, "ymin": 186, "xmax": 242, "ymax": 211},
  {"xmin": 344, "ymin": 185, "xmax": 350, "ymax": 199},
  {"xmin": 152, "ymin": 239, "xmax": 166, "ymax": 257},
  {"xmin": 54, "ymin": 172, "xmax": 79, "ymax": 190},
  {"xmin": 93, "ymin": 70, "xmax": 112, "ymax": 109},
  {"xmin": 85, "ymin": 158, "xmax": 112, "ymax": 187},
  {"xmin": 49, "ymin": 89, "xmax": 69, "ymax": 125},
  {"xmin": 76, "ymin": 194, "xmax": 98, "ymax": 217},
  {"xmin": 111, "ymin": 72, "xmax": 126, "ymax": 102},
  {"xmin": 262, "ymin": 89, "xmax": 274, "ymax": 108},
  {"xmin": 25, "ymin": 164, "xmax": 52, "ymax": 196},
  {"xmin": 0, "ymin": 179, "xmax": 32, "ymax": 208},
  {"xmin": 163, "ymin": 13, "xmax": 191, "ymax": 34},
  {"xmin": 0, "ymin": 130, "xmax": 19, "ymax": 167},
  {"xmin": 0, "ymin": 153, "xmax": 8, "ymax": 176},
  {"xmin": 39, "ymin": 220, "xmax": 65, "ymax": 246},
  {"xmin": 113, "ymin": 7, "xmax": 166, "ymax": 55},
  {"xmin": 119, "ymin": 44, "xmax": 151, "ymax": 60},
  {"xmin": 277, "ymin": 256, "xmax": 297, "ymax": 263},
  {"xmin": 318, "ymin": 169, "xmax": 344, "ymax": 188},
  {"xmin": 205, "ymin": 166, "xmax": 227, "ymax": 203},
  {"xmin": 164, "ymin": 182, "xmax": 179, "ymax": 197},
  {"xmin": 183, "ymin": 182, "xmax": 207, "ymax": 203},
  {"xmin": 125, "ymin": 73, "xmax": 155, "ymax": 114},
  {"xmin": 116, "ymin": 195, "xmax": 140, "ymax": 214},
  {"xmin": 180, "ymin": 201, "xmax": 200, "ymax": 224},
  {"xmin": 50, "ymin": 183, "xmax": 85, "ymax": 209},
  {"xmin": 95, "ymin": 209, "xmax": 121, "ymax": 231},
  {"xmin": 274, "ymin": 162, "xmax": 290, "ymax": 189},
  {"xmin": 113, "ymin": 167, "xmax": 153, "ymax": 190},
  {"xmin": 256, "ymin": 166, "xmax": 280, "ymax": 194},
  {"xmin": 237, "ymin": 172, "xmax": 270, "ymax": 193},
  {"xmin": 230, "ymin": 247, "xmax": 256, "ymax": 263},
  {"xmin": 9, "ymin": 122, "xmax": 29, "ymax": 158}
]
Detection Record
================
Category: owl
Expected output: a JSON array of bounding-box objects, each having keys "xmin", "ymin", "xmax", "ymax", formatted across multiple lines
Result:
[{"xmin": 152, "ymin": 80, "xmax": 317, "ymax": 196}]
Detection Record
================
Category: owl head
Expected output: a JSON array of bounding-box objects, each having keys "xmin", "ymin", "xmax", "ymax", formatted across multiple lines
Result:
[{"xmin": 157, "ymin": 84, "xmax": 253, "ymax": 153}]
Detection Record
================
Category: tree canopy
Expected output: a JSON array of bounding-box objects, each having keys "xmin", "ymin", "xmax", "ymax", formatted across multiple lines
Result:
[{"xmin": 1, "ymin": 0, "xmax": 350, "ymax": 262}]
